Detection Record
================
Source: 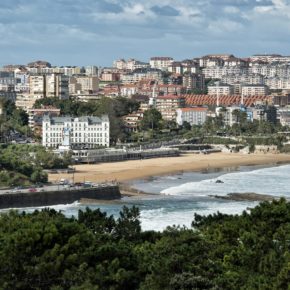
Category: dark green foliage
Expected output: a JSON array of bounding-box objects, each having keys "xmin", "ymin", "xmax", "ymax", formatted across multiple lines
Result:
[
  {"xmin": 140, "ymin": 108, "xmax": 162, "ymax": 130},
  {"xmin": 0, "ymin": 99, "xmax": 30, "ymax": 138},
  {"xmin": 0, "ymin": 144, "xmax": 71, "ymax": 185},
  {"xmin": 0, "ymin": 200, "xmax": 290, "ymax": 289}
]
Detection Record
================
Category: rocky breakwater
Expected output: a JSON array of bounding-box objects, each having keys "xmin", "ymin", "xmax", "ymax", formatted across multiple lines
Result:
[{"xmin": 0, "ymin": 185, "xmax": 121, "ymax": 209}]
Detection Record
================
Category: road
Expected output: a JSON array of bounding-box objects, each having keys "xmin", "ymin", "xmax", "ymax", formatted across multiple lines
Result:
[{"xmin": 0, "ymin": 182, "xmax": 117, "ymax": 195}]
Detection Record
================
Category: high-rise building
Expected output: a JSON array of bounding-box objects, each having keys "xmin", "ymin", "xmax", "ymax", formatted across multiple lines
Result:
[{"xmin": 46, "ymin": 73, "xmax": 69, "ymax": 99}]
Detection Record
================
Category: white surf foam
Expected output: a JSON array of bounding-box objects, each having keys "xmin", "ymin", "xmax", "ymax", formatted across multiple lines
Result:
[{"xmin": 161, "ymin": 164, "xmax": 290, "ymax": 197}]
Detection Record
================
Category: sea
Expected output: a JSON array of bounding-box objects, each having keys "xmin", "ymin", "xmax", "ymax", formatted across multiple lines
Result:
[{"xmin": 5, "ymin": 163, "xmax": 290, "ymax": 232}]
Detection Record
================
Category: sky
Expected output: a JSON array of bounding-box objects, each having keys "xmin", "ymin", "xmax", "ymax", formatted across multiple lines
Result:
[{"xmin": 1, "ymin": 0, "xmax": 290, "ymax": 67}]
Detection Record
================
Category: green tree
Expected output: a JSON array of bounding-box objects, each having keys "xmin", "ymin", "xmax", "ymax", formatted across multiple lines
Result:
[{"xmin": 140, "ymin": 108, "xmax": 162, "ymax": 130}]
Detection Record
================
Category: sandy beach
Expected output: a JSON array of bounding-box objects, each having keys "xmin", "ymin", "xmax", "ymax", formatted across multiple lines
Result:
[{"xmin": 48, "ymin": 152, "xmax": 290, "ymax": 184}]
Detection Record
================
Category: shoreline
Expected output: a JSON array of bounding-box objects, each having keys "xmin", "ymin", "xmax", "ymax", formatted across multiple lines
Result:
[{"xmin": 48, "ymin": 152, "xmax": 290, "ymax": 185}]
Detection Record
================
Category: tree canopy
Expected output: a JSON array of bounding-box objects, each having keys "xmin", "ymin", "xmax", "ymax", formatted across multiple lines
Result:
[{"xmin": 0, "ymin": 199, "xmax": 289, "ymax": 289}]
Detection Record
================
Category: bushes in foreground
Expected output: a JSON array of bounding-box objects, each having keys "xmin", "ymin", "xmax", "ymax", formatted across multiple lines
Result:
[{"xmin": 0, "ymin": 200, "xmax": 290, "ymax": 289}]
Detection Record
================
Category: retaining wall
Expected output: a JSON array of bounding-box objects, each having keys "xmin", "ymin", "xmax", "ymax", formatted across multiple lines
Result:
[{"xmin": 0, "ymin": 186, "xmax": 121, "ymax": 209}]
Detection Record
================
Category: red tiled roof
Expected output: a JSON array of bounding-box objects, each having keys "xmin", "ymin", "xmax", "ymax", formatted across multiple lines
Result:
[
  {"xmin": 179, "ymin": 107, "xmax": 208, "ymax": 112},
  {"xmin": 184, "ymin": 94, "xmax": 272, "ymax": 107},
  {"xmin": 157, "ymin": 94, "xmax": 185, "ymax": 100}
]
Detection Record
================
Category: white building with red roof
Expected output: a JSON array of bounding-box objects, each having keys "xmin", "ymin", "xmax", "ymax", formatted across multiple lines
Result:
[{"xmin": 176, "ymin": 107, "xmax": 208, "ymax": 126}]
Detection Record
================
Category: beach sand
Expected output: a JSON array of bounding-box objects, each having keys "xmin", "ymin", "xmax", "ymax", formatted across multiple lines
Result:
[{"xmin": 48, "ymin": 152, "xmax": 290, "ymax": 184}]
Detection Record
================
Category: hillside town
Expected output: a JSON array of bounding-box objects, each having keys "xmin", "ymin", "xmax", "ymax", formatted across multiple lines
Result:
[{"xmin": 1, "ymin": 53, "xmax": 290, "ymax": 185}]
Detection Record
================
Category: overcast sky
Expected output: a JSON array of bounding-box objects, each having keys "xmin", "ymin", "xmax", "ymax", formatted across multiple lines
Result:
[{"xmin": 1, "ymin": 0, "xmax": 290, "ymax": 67}]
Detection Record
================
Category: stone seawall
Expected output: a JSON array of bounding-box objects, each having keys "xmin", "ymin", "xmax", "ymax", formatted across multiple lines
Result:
[{"xmin": 0, "ymin": 186, "xmax": 121, "ymax": 209}]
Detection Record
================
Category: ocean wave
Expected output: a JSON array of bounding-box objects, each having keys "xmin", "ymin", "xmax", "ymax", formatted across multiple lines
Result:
[{"xmin": 161, "ymin": 164, "xmax": 290, "ymax": 197}]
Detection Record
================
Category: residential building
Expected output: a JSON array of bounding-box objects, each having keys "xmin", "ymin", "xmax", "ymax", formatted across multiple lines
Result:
[
  {"xmin": 14, "ymin": 67, "xmax": 30, "ymax": 92},
  {"xmin": 28, "ymin": 107, "xmax": 61, "ymax": 135},
  {"xmin": 114, "ymin": 59, "xmax": 150, "ymax": 71},
  {"xmin": 176, "ymin": 107, "xmax": 207, "ymax": 126},
  {"xmin": 85, "ymin": 66, "xmax": 98, "ymax": 76},
  {"xmin": 15, "ymin": 94, "xmax": 40, "ymax": 110},
  {"xmin": 208, "ymin": 82, "xmax": 234, "ymax": 96},
  {"xmin": 202, "ymin": 66, "xmax": 249, "ymax": 79},
  {"xmin": 249, "ymin": 105, "xmax": 277, "ymax": 124},
  {"xmin": 70, "ymin": 76, "xmax": 99, "ymax": 94},
  {"xmin": 265, "ymin": 77, "xmax": 290, "ymax": 90},
  {"xmin": 273, "ymin": 95, "xmax": 290, "ymax": 106},
  {"xmin": 46, "ymin": 73, "xmax": 69, "ymax": 99},
  {"xmin": 182, "ymin": 73, "xmax": 205, "ymax": 91},
  {"xmin": 29, "ymin": 75, "xmax": 46, "ymax": 98},
  {"xmin": 241, "ymin": 84, "xmax": 269, "ymax": 97},
  {"xmin": 150, "ymin": 57, "xmax": 174, "ymax": 71},
  {"xmin": 120, "ymin": 85, "xmax": 138, "ymax": 97},
  {"xmin": 100, "ymin": 72, "xmax": 120, "ymax": 82},
  {"xmin": 156, "ymin": 94, "xmax": 185, "ymax": 121},
  {"xmin": 216, "ymin": 106, "xmax": 246, "ymax": 126},
  {"xmin": 168, "ymin": 62, "xmax": 183, "ymax": 74},
  {"xmin": 221, "ymin": 73, "xmax": 264, "ymax": 86},
  {"xmin": 42, "ymin": 115, "xmax": 110, "ymax": 149},
  {"xmin": 121, "ymin": 68, "xmax": 163, "ymax": 84},
  {"xmin": 122, "ymin": 111, "xmax": 143, "ymax": 132}
]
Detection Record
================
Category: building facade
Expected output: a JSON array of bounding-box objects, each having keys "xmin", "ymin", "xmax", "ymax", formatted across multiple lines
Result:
[
  {"xmin": 241, "ymin": 84, "xmax": 269, "ymax": 97},
  {"xmin": 42, "ymin": 115, "xmax": 110, "ymax": 149},
  {"xmin": 156, "ymin": 95, "xmax": 185, "ymax": 121},
  {"xmin": 208, "ymin": 82, "xmax": 234, "ymax": 96},
  {"xmin": 176, "ymin": 107, "xmax": 207, "ymax": 126},
  {"xmin": 150, "ymin": 57, "xmax": 174, "ymax": 71}
]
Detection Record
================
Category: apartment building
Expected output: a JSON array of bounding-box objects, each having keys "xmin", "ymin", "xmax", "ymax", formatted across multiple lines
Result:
[
  {"xmin": 121, "ymin": 68, "xmax": 163, "ymax": 84},
  {"xmin": 264, "ymin": 77, "xmax": 290, "ymax": 90},
  {"xmin": 120, "ymin": 85, "xmax": 138, "ymax": 97},
  {"xmin": 221, "ymin": 73, "xmax": 264, "ymax": 86},
  {"xmin": 15, "ymin": 94, "xmax": 39, "ymax": 110},
  {"xmin": 241, "ymin": 84, "xmax": 269, "ymax": 97},
  {"xmin": 182, "ymin": 73, "xmax": 205, "ymax": 91},
  {"xmin": 150, "ymin": 57, "xmax": 174, "ymax": 71},
  {"xmin": 250, "ymin": 54, "xmax": 290, "ymax": 63},
  {"xmin": 156, "ymin": 95, "xmax": 185, "ymax": 121},
  {"xmin": 14, "ymin": 67, "xmax": 30, "ymax": 92},
  {"xmin": 29, "ymin": 75, "xmax": 46, "ymax": 98},
  {"xmin": 249, "ymin": 64, "xmax": 290, "ymax": 78},
  {"xmin": 26, "ymin": 66, "xmax": 83, "ymax": 76},
  {"xmin": 208, "ymin": 82, "xmax": 234, "ymax": 96},
  {"xmin": 202, "ymin": 66, "xmax": 249, "ymax": 79},
  {"xmin": 42, "ymin": 115, "xmax": 110, "ymax": 149},
  {"xmin": 176, "ymin": 107, "xmax": 207, "ymax": 126},
  {"xmin": 46, "ymin": 73, "xmax": 69, "ymax": 99},
  {"xmin": 100, "ymin": 72, "xmax": 120, "ymax": 82},
  {"xmin": 85, "ymin": 66, "xmax": 98, "ymax": 76},
  {"xmin": 29, "ymin": 73, "xmax": 69, "ymax": 99},
  {"xmin": 114, "ymin": 59, "xmax": 150, "ymax": 71},
  {"xmin": 70, "ymin": 76, "xmax": 99, "ymax": 94}
]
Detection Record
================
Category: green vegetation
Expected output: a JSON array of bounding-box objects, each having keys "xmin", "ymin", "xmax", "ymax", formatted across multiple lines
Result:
[
  {"xmin": 0, "ymin": 144, "xmax": 71, "ymax": 186},
  {"xmin": 34, "ymin": 96, "xmax": 140, "ymax": 143},
  {"xmin": 140, "ymin": 108, "xmax": 162, "ymax": 130},
  {"xmin": 0, "ymin": 99, "xmax": 30, "ymax": 140},
  {"xmin": 0, "ymin": 199, "xmax": 289, "ymax": 289}
]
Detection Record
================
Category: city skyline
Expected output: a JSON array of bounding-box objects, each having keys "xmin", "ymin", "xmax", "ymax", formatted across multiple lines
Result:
[{"xmin": 1, "ymin": 0, "xmax": 290, "ymax": 67}]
